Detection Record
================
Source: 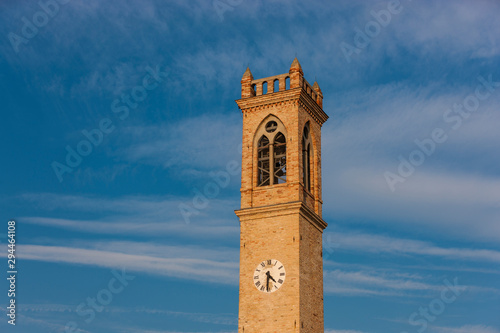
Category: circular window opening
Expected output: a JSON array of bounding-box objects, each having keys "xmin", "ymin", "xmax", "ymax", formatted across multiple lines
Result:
[{"xmin": 265, "ymin": 121, "xmax": 278, "ymax": 133}]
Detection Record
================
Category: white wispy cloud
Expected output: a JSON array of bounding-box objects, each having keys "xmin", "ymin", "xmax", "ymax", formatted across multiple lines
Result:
[
  {"xmin": 22, "ymin": 216, "xmax": 238, "ymax": 238},
  {"xmin": 18, "ymin": 243, "xmax": 238, "ymax": 285},
  {"xmin": 324, "ymin": 231, "xmax": 500, "ymax": 263},
  {"xmin": 323, "ymin": 268, "xmax": 440, "ymax": 297},
  {"xmin": 0, "ymin": 306, "xmax": 87, "ymax": 333},
  {"xmin": 323, "ymin": 265, "xmax": 499, "ymax": 298},
  {"xmin": 119, "ymin": 113, "xmax": 242, "ymax": 172},
  {"xmin": 19, "ymin": 304, "xmax": 237, "ymax": 327},
  {"xmin": 430, "ymin": 325, "xmax": 500, "ymax": 333},
  {"xmin": 20, "ymin": 192, "xmax": 239, "ymax": 237},
  {"xmin": 394, "ymin": 1, "xmax": 500, "ymax": 58},
  {"xmin": 321, "ymin": 79, "xmax": 500, "ymax": 243}
]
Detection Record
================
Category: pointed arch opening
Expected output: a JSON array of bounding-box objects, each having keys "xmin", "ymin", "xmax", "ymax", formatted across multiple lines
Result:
[
  {"xmin": 257, "ymin": 135, "xmax": 270, "ymax": 186},
  {"xmin": 254, "ymin": 115, "xmax": 287, "ymax": 187},
  {"xmin": 302, "ymin": 122, "xmax": 312, "ymax": 192},
  {"xmin": 273, "ymin": 132, "xmax": 287, "ymax": 184}
]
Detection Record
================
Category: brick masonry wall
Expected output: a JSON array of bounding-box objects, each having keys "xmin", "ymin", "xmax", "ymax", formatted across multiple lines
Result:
[
  {"xmin": 237, "ymin": 207, "xmax": 301, "ymax": 333},
  {"xmin": 299, "ymin": 213, "xmax": 324, "ymax": 333}
]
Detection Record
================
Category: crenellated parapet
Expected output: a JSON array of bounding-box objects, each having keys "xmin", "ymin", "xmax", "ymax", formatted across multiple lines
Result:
[{"xmin": 240, "ymin": 58, "xmax": 324, "ymax": 109}]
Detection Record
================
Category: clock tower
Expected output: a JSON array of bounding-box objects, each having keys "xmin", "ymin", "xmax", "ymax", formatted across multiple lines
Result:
[{"xmin": 235, "ymin": 58, "xmax": 329, "ymax": 333}]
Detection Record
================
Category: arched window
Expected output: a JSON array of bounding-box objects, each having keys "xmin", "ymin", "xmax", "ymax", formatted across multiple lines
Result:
[
  {"xmin": 256, "ymin": 117, "xmax": 287, "ymax": 187},
  {"xmin": 258, "ymin": 135, "xmax": 270, "ymax": 186},
  {"xmin": 302, "ymin": 123, "xmax": 311, "ymax": 191},
  {"xmin": 273, "ymin": 132, "xmax": 286, "ymax": 184},
  {"xmin": 263, "ymin": 81, "xmax": 268, "ymax": 95},
  {"xmin": 274, "ymin": 79, "xmax": 279, "ymax": 93}
]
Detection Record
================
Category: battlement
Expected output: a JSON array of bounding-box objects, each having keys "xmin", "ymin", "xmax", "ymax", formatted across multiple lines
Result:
[{"xmin": 240, "ymin": 58, "xmax": 323, "ymax": 108}]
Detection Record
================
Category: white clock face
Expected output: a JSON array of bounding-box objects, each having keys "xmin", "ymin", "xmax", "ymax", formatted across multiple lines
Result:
[{"xmin": 253, "ymin": 259, "xmax": 286, "ymax": 293}]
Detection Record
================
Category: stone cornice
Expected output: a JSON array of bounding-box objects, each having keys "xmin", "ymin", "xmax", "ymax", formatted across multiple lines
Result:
[
  {"xmin": 235, "ymin": 201, "xmax": 327, "ymax": 232},
  {"xmin": 299, "ymin": 202, "xmax": 328, "ymax": 232},
  {"xmin": 236, "ymin": 88, "xmax": 300, "ymax": 110},
  {"xmin": 298, "ymin": 91, "xmax": 329, "ymax": 126},
  {"xmin": 236, "ymin": 88, "xmax": 329, "ymax": 126}
]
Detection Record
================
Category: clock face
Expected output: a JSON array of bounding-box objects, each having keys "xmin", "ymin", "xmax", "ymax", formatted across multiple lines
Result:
[{"xmin": 253, "ymin": 259, "xmax": 286, "ymax": 293}]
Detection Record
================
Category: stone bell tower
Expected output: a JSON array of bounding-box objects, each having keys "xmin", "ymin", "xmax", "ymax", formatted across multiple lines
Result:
[{"xmin": 235, "ymin": 58, "xmax": 329, "ymax": 332}]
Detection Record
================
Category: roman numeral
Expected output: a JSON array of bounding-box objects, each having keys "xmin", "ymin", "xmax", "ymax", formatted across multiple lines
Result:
[
  {"xmin": 261, "ymin": 262, "xmax": 265, "ymax": 267},
  {"xmin": 267, "ymin": 260, "xmax": 272, "ymax": 265},
  {"xmin": 254, "ymin": 276, "xmax": 259, "ymax": 279},
  {"xmin": 256, "ymin": 281, "xmax": 261, "ymax": 287},
  {"xmin": 280, "ymin": 273, "xmax": 285, "ymax": 276},
  {"xmin": 260, "ymin": 286, "xmax": 265, "ymax": 291},
  {"xmin": 278, "ymin": 279, "xmax": 283, "ymax": 284},
  {"xmin": 278, "ymin": 266, "xmax": 283, "ymax": 270}
]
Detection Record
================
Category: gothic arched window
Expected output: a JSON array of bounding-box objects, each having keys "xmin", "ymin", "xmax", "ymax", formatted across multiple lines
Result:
[
  {"xmin": 302, "ymin": 123, "xmax": 312, "ymax": 191},
  {"xmin": 258, "ymin": 135, "xmax": 270, "ymax": 186},
  {"xmin": 256, "ymin": 118, "xmax": 287, "ymax": 187},
  {"xmin": 273, "ymin": 132, "xmax": 287, "ymax": 184}
]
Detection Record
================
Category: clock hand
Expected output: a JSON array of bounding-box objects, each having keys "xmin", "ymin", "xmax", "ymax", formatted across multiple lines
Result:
[{"xmin": 266, "ymin": 270, "xmax": 276, "ymax": 283}]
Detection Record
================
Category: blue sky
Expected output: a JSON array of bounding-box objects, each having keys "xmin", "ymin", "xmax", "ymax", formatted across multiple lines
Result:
[{"xmin": 0, "ymin": 0, "xmax": 499, "ymax": 332}]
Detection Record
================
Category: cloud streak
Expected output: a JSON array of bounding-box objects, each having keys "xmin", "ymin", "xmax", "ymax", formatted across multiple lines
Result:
[
  {"xmin": 19, "ymin": 243, "xmax": 238, "ymax": 285},
  {"xmin": 325, "ymin": 231, "xmax": 500, "ymax": 263},
  {"xmin": 19, "ymin": 192, "xmax": 239, "ymax": 238},
  {"xmin": 430, "ymin": 325, "xmax": 500, "ymax": 333}
]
